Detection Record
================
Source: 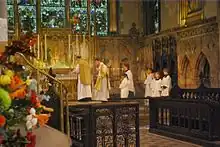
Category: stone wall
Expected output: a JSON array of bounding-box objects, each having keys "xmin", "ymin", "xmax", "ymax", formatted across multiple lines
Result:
[{"xmin": 135, "ymin": 17, "xmax": 219, "ymax": 89}]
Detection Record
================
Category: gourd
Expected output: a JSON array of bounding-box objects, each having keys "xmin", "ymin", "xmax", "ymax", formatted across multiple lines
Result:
[{"xmin": 0, "ymin": 75, "xmax": 11, "ymax": 86}]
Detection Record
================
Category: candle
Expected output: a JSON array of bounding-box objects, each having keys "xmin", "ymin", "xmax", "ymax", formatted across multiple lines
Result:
[
  {"xmin": 37, "ymin": 34, "xmax": 40, "ymax": 59},
  {"xmin": 33, "ymin": 44, "xmax": 36, "ymax": 55},
  {"xmin": 44, "ymin": 34, "xmax": 47, "ymax": 61},
  {"xmin": 76, "ymin": 34, "xmax": 79, "ymax": 55},
  {"xmin": 40, "ymin": 42, "xmax": 43, "ymax": 61},
  {"xmin": 68, "ymin": 34, "xmax": 71, "ymax": 62},
  {"xmin": 30, "ymin": 46, "xmax": 32, "ymax": 60}
]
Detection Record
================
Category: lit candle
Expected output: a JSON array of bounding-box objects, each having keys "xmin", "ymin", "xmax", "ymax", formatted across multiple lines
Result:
[
  {"xmin": 44, "ymin": 34, "xmax": 47, "ymax": 61},
  {"xmin": 68, "ymin": 34, "xmax": 71, "ymax": 62},
  {"xmin": 37, "ymin": 34, "xmax": 40, "ymax": 59}
]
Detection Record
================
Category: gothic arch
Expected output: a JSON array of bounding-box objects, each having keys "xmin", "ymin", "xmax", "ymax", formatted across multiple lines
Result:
[
  {"xmin": 181, "ymin": 55, "xmax": 190, "ymax": 88},
  {"xmin": 195, "ymin": 52, "xmax": 211, "ymax": 87}
]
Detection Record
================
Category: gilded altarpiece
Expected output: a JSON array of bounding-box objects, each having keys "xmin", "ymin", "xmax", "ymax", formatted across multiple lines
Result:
[{"xmin": 39, "ymin": 28, "xmax": 96, "ymax": 100}]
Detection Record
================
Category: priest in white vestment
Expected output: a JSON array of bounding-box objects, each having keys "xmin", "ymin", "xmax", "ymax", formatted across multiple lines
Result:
[
  {"xmin": 161, "ymin": 68, "xmax": 172, "ymax": 96},
  {"xmin": 72, "ymin": 56, "xmax": 92, "ymax": 101},
  {"xmin": 94, "ymin": 58, "xmax": 110, "ymax": 102}
]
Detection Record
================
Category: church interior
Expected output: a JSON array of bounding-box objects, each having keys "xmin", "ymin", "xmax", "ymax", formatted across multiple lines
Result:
[{"xmin": 0, "ymin": 0, "xmax": 220, "ymax": 147}]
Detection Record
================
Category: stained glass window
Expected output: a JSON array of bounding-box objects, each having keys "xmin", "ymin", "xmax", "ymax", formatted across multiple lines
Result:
[
  {"xmin": 7, "ymin": 0, "xmax": 14, "ymax": 33},
  {"xmin": 70, "ymin": 0, "xmax": 87, "ymax": 33},
  {"xmin": 91, "ymin": 0, "xmax": 108, "ymax": 36},
  {"xmin": 18, "ymin": 0, "xmax": 37, "ymax": 33},
  {"xmin": 41, "ymin": 0, "xmax": 65, "ymax": 28},
  {"xmin": 70, "ymin": 0, "xmax": 108, "ymax": 36}
]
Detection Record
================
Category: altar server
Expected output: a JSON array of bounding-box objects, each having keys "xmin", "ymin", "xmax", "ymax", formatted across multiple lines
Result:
[
  {"xmin": 94, "ymin": 57, "xmax": 110, "ymax": 102},
  {"xmin": 161, "ymin": 68, "xmax": 172, "ymax": 96},
  {"xmin": 122, "ymin": 63, "xmax": 135, "ymax": 97},
  {"xmin": 151, "ymin": 72, "xmax": 162, "ymax": 97},
  {"xmin": 144, "ymin": 69, "xmax": 154, "ymax": 98},
  {"xmin": 119, "ymin": 74, "xmax": 129, "ymax": 98},
  {"xmin": 72, "ymin": 56, "xmax": 92, "ymax": 101}
]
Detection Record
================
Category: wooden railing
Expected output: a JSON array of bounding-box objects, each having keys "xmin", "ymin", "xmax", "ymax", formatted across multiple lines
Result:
[
  {"xmin": 149, "ymin": 85, "xmax": 220, "ymax": 146},
  {"xmin": 15, "ymin": 52, "xmax": 70, "ymax": 137}
]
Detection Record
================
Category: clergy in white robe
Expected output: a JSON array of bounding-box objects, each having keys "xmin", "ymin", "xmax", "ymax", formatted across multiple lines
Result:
[
  {"xmin": 151, "ymin": 72, "xmax": 162, "ymax": 97},
  {"xmin": 123, "ymin": 64, "xmax": 135, "ymax": 97},
  {"xmin": 144, "ymin": 72, "xmax": 154, "ymax": 97},
  {"xmin": 119, "ymin": 74, "xmax": 129, "ymax": 98},
  {"xmin": 94, "ymin": 58, "xmax": 110, "ymax": 101},
  {"xmin": 161, "ymin": 69, "xmax": 172, "ymax": 96},
  {"xmin": 73, "ymin": 56, "xmax": 92, "ymax": 101}
]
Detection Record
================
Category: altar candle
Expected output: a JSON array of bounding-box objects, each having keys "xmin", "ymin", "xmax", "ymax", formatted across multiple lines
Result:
[
  {"xmin": 76, "ymin": 34, "xmax": 79, "ymax": 55},
  {"xmin": 40, "ymin": 42, "xmax": 43, "ymax": 61},
  {"xmin": 37, "ymin": 34, "xmax": 40, "ymax": 59},
  {"xmin": 83, "ymin": 34, "xmax": 85, "ymax": 49},
  {"xmin": 44, "ymin": 34, "xmax": 47, "ymax": 61},
  {"xmin": 30, "ymin": 46, "xmax": 32, "ymax": 60},
  {"xmin": 33, "ymin": 44, "xmax": 36, "ymax": 55},
  {"xmin": 68, "ymin": 34, "xmax": 71, "ymax": 62}
]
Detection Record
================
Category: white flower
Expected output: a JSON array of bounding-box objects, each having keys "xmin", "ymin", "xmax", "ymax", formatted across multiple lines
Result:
[
  {"xmin": 29, "ymin": 108, "xmax": 36, "ymax": 115},
  {"xmin": 26, "ymin": 108, "xmax": 38, "ymax": 130}
]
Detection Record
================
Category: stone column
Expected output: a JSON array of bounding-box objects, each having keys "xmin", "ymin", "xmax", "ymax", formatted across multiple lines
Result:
[
  {"xmin": 14, "ymin": 0, "xmax": 20, "ymax": 39},
  {"xmin": 0, "ymin": 0, "xmax": 7, "ymax": 51},
  {"xmin": 36, "ymin": 0, "xmax": 41, "ymax": 33},
  {"xmin": 109, "ymin": 0, "xmax": 118, "ymax": 34},
  {"xmin": 217, "ymin": 0, "xmax": 220, "ymax": 87}
]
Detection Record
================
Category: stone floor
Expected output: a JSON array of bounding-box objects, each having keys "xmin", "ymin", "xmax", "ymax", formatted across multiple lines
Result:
[{"xmin": 140, "ymin": 128, "xmax": 201, "ymax": 147}]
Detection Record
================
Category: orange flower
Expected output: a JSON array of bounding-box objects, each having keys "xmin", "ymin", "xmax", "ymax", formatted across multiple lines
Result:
[
  {"xmin": 35, "ymin": 114, "xmax": 50, "ymax": 127},
  {"xmin": 0, "ymin": 115, "xmax": 6, "ymax": 127}
]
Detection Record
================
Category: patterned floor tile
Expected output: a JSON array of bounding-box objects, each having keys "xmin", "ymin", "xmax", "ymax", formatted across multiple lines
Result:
[{"xmin": 140, "ymin": 128, "xmax": 201, "ymax": 147}]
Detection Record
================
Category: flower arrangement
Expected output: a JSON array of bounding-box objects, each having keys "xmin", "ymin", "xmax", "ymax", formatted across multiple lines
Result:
[{"xmin": 0, "ymin": 35, "xmax": 53, "ymax": 147}]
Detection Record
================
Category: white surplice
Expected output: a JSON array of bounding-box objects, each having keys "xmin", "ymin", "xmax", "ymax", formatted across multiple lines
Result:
[
  {"xmin": 144, "ymin": 74, "xmax": 153, "ymax": 97},
  {"xmin": 151, "ymin": 79, "xmax": 162, "ymax": 97},
  {"xmin": 161, "ymin": 75, "xmax": 172, "ymax": 96},
  {"xmin": 119, "ymin": 77, "xmax": 129, "ymax": 98},
  {"xmin": 125, "ymin": 70, "xmax": 135, "ymax": 94},
  {"xmin": 74, "ymin": 64, "xmax": 92, "ymax": 100},
  {"xmin": 94, "ymin": 62, "xmax": 110, "ymax": 101}
]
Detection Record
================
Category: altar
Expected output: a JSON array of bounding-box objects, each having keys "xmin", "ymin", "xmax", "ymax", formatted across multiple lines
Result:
[{"xmin": 53, "ymin": 68, "xmax": 77, "ymax": 101}]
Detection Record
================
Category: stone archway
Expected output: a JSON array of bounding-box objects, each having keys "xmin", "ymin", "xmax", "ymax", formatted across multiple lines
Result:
[
  {"xmin": 181, "ymin": 55, "xmax": 190, "ymax": 88},
  {"xmin": 195, "ymin": 52, "xmax": 211, "ymax": 87}
]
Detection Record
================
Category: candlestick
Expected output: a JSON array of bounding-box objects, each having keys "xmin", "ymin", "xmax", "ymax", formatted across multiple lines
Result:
[
  {"xmin": 44, "ymin": 34, "xmax": 47, "ymax": 61},
  {"xmin": 68, "ymin": 34, "xmax": 71, "ymax": 63},
  {"xmin": 37, "ymin": 34, "xmax": 40, "ymax": 60}
]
